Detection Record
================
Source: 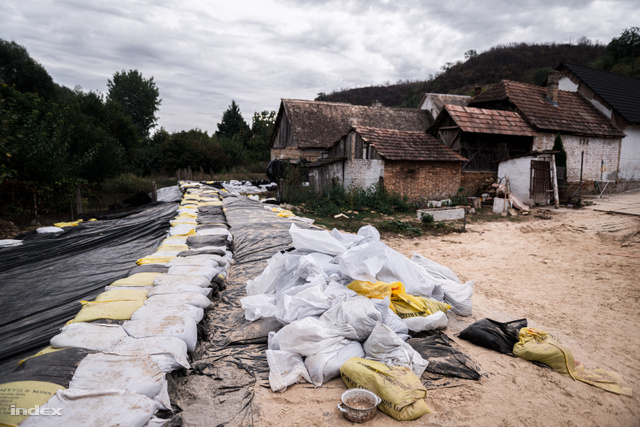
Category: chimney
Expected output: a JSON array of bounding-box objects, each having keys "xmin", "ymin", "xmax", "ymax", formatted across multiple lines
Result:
[
  {"xmin": 547, "ymin": 70, "xmax": 561, "ymax": 107},
  {"xmin": 474, "ymin": 86, "xmax": 482, "ymax": 96}
]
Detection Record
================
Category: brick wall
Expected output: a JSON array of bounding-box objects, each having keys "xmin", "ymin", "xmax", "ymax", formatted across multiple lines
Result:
[
  {"xmin": 383, "ymin": 161, "xmax": 462, "ymax": 201},
  {"xmin": 461, "ymin": 171, "xmax": 496, "ymax": 196},
  {"xmin": 533, "ymin": 133, "xmax": 620, "ymax": 183}
]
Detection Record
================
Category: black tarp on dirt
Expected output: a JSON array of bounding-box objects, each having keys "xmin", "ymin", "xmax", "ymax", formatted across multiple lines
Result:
[
  {"xmin": 169, "ymin": 195, "xmax": 315, "ymax": 426},
  {"xmin": 0, "ymin": 202, "xmax": 177, "ymax": 371}
]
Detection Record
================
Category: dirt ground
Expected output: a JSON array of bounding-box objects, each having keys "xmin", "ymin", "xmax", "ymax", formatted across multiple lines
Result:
[{"xmin": 251, "ymin": 205, "xmax": 640, "ymax": 426}]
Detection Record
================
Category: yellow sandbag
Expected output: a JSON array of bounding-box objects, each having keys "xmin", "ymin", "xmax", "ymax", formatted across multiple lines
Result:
[
  {"xmin": 68, "ymin": 300, "xmax": 144, "ymax": 323},
  {"xmin": 0, "ymin": 381, "xmax": 65, "ymax": 426},
  {"xmin": 156, "ymin": 244, "xmax": 189, "ymax": 253},
  {"xmin": 513, "ymin": 327, "xmax": 632, "ymax": 395},
  {"xmin": 94, "ymin": 289, "xmax": 148, "ymax": 302},
  {"xmin": 347, "ymin": 280, "xmax": 405, "ymax": 300},
  {"xmin": 170, "ymin": 219, "xmax": 197, "ymax": 226},
  {"xmin": 110, "ymin": 272, "xmax": 160, "ymax": 287},
  {"xmin": 390, "ymin": 294, "xmax": 450, "ymax": 319},
  {"xmin": 513, "ymin": 327, "xmax": 576, "ymax": 377},
  {"xmin": 136, "ymin": 254, "xmax": 176, "ymax": 265},
  {"xmin": 340, "ymin": 357, "xmax": 431, "ymax": 421},
  {"xmin": 53, "ymin": 219, "xmax": 83, "ymax": 227}
]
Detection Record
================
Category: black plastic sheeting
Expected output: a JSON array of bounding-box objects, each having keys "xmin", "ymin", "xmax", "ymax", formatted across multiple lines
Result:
[
  {"xmin": 0, "ymin": 202, "xmax": 177, "ymax": 370},
  {"xmin": 458, "ymin": 318, "xmax": 528, "ymax": 356},
  {"xmin": 1, "ymin": 348, "xmax": 89, "ymax": 387},
  {"xmin": 169, "ymin": 195, "xmax": 312, "ymax": 426},
  {"xmin": 408, "ymin": 332, "xmax": 483, "ymax": 384}
]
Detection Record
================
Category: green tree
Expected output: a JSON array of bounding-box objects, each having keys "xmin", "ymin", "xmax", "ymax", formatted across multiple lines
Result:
[
  {"xmin": 0, "ymin": 39, "xmax": 56, "ymax": 99},
  {"xmin": 160, "ymin": 129, "xmax": 228, "ymax": 173},
  {"xmin": 216, "ymin": 100, "xmax": 250, "ymax": 142},
  {"xmin": 247, "ymin": 110, "xmax": 276, "ymax": 161},
  {"xmin": 606, "ymin": 27, "xmax": 640, "ymax": 77},
  {"xmin": 106, "ymin": 69, "xmax": 161, "ymax": 138}
]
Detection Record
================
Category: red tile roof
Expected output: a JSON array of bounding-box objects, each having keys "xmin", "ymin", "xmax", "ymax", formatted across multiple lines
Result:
[
  {"xmin": 353, "ymin": 126, "xmax": 467, "ymax": 162},
  {"xmin": 443, "ymin": 104, "xmax": 537, "ymax": 136},
  {"xmin": 469, "ymin": 80, "xmax": 625, "ymax": 137}
]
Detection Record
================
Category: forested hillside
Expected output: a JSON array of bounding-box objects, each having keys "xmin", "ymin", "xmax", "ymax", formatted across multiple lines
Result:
[{"xmin": 316, "ymin": 33, "xmax": 638, "ymax": 108}]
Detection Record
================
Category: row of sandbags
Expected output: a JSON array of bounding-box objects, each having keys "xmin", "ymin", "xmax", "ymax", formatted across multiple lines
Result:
[
  {"xmin": 240, "ymin": 224, "xmax": 475, "ymax": 398},
  {"xmin": 1, "ymin": 181, "xmax": 232, "ymax": 427}
]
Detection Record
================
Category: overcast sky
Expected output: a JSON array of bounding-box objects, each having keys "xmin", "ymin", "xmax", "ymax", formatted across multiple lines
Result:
[{"xmin": 2, "ymin": 0, "xmax": 639, "ymax": 135}]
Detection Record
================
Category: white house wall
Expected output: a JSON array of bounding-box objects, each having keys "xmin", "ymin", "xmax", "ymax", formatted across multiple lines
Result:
[
  {"xmin": 498, "ymin": 156, "xmax": 536, "ymax": 205},
  {"xmin": 533, "ymin": 133, "xmax": 620, "ymax": 182},
  {"xmin": 619, "ymin": 125, "xmax": 640, "ymax": 181},
  {"xmin": 344, "ymin": 159, "xmax": 384, "ymax": 190}
]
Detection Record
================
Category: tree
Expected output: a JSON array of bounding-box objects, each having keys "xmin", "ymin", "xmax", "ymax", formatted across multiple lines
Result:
[
  {"xmin": 605, "ymin": 27, "xmax": 640, "ymax": 77},
  {"xmin": 216, "ymin": 100, "xmax": 250, "ymax": 142},
  {"xmin": 247, "ymin": 110, "xmax": 276, "ymax": 161},
  {"xmin": 106, "ymin": 69, "xmax": 161, "ymax": 138},
  {"xmin": 0, "ymin": 39, "xmax": 56, "ymax": 99}
]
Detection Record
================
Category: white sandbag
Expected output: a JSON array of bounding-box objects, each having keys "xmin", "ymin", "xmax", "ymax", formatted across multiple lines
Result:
[
  {"xmin": 68, "ymin": 353, "xmax": 170, "ymax": 409},
  {"xmin": 20, "ymin": 389, "xmax": 161, "ymax": 427},
  {"xmin": 411, "ymin": 253, "xmax": 461, "ymax": 284},
  {"xmin": 276, "ymin": 283, "xmax": 331, "ymax": 324},
  {"xmin": 441, "ymin": 280, "xmax": 474, "ymax": 317},
  {"xmin": 195, "ymin": 227, "xmax": 231, "ymax": 240},
  {"xmin": 50, "ymin": 323, "xmax": 128, "ymax": 351},
  {"xmin": 166, "ymin": 256, "xmax": 219, "ymax": 269},
  {"xmin": 162, "ymin": 236, "xmax": 188, "ymax": 246},
  {"xmin": 169, "ymin": 224, "xmax": 196, "ymax": 236},
  {"xmin": 266, "ymin": 349, "xmax": 313, "ymax": 392},
  {"xmin": 36, "ymin": 226, "xmax": 64, "ymax": 233},
  {"xmin": 131, "ymin": 301, "xmax": 204, "ymax": 323},
  {"xmin": 323, "ymin": 280, "xmax": 358, "ymax": 303},
  {"xmin": 147, "ymin": 292, "xmax": 211, "ymax": 309},
  {"xmin": 338, "ymin": 241, "xmax": 387, "ymax": 282},
  {"xmin": 167, "ymin": 265, "xmax": 220, "ymax": 281},
  {"xmin": 295, "ymin": 254, "xmax": 329, "ymax": 281},
  {"xmin": 154, "ymin": 274, "xmax": 211, "ymax": 288},
  {"xmin": 241, "ymin": 294, "xmax": 276, "ymax": 321},
  {"xmin": 272, "ymin": 317, "xmax": 350, "ymax": 357},
  {"xmin": 112, "ymin": 336, "xmax": 190, "ymax": 371},
  {"xmin": 363, "ymin": 322, "xmax": 428, "ymax": 377},
  {"xmin": 246, "ymin": 251, "xmax": 285, "ymax": 296},
  {"xmin": 123, "ymin": 316, "xmax": 198, "ymax": 352},
  {"xmin": 180, "ymin": 253, "xmax": 230, "ymax": 266},
  {"xmin": 319, "ymin": 296, "xmax": 381, "ymax": 341},
  {"xmin": 357, "ymin": 225, "xmax": 381, "ymax": 242},
  {"xmin": 289, "ymin": 223, "xmax": 346, "ymax": 255},
  {"xmin": 148, "ymin": 283, "xmax": 211, "ymax": 297},
  {"xmin": 305, "ymin": 340, "xmax": 364, "ymax": 386},
  {"xmin": 383, "ymin": 307, "xmax": 410, "ymax": 336},
  {"xmin": 402, "ymin": 311, "xmax": 448, "ymax": 332},
  {"xmin": 377, "ymin": 247, "xmax": 442, "ymax": 300}
]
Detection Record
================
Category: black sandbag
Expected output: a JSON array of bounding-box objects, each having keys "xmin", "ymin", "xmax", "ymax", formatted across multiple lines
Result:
[
  {"xmin": 1, "ymin": 348, "xmax": 89, "ymax": 387},
  {"xmin": 458, "ymin": 318, "xmax": 527, "ymax": 355},
  {"xmin": 408, "ymin": 333, "xmax": 482, "ymax": 380},
  {"xmin": 178, "ymin": 248, "xmax": 227, "ymax": 257},
  {"xmin": 187, "ymin": 235, "xmax": 232, "ymax": 249}
]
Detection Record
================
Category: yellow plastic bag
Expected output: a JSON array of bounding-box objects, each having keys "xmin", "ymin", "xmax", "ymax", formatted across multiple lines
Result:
[
  {"xmin": 340, "ymin": 357, "xmax": 431, "ymax": 421},
  {"xmin": 513, "ymin": 327, "xmax": 632, "ymax": 395},
  {"xmin": 390, "ymin": 294, "xmax": 450, "ymax": 319},
  {"xmin": 53, "ymin": 219, "xmax": 83, "ymax": 227},
  {"xmin": 94, "ymin": 289, "xmax": 148, "ymax": 302},
  {"xmin": 68, "ymin": 300, "xmax": 144, "ymax": 323},
  {"xmin": 170, "ymin": 219, "xmax": 197, "ymax": 226},
  {"xmin": 512, "ymin": 327, "xmax": 576, "ymax": 376},
  {"xmin": 110, "ymin": 272, "xmax": 160, "ymax": 287},
  {"xmin": 347, "ymin": 280, "xmax": 405, "ymax": 300}
]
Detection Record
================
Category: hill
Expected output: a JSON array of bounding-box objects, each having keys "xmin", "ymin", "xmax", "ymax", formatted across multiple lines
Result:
[{"xmin": 316, "ymin": 41, "xmax": 606, "ymax": 108}]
